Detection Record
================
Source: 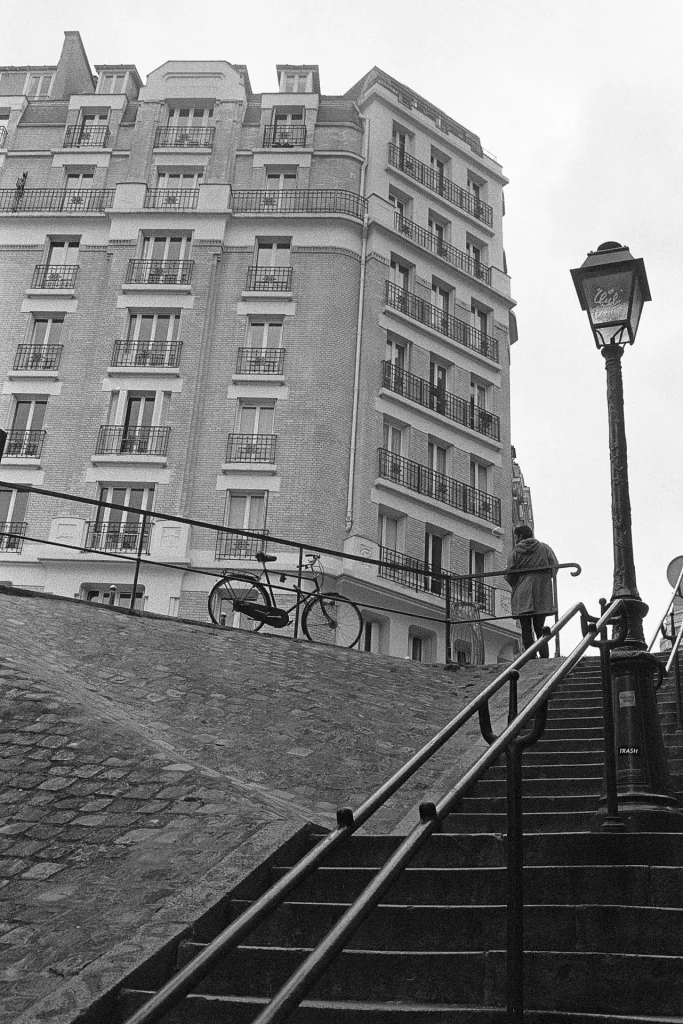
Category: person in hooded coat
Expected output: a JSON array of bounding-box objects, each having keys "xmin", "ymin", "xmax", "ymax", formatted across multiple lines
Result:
[{"xmin": 505, "ymin": 524, "xmax": 558, "ymax": 657}]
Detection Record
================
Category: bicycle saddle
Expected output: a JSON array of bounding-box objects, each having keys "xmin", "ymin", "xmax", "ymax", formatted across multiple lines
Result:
[{"xmin": 255, "ymin": 551, "xmax": 277, "ymax": 563}]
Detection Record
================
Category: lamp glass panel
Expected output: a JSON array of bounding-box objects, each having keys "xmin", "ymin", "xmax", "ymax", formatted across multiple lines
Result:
[
  {"xmin": 629, "ymin": 276, "xmax": 644, "ymax": 338},
  {"xmin": 582, "ymin": 268, "xmax": 634, "ymax": 326}
]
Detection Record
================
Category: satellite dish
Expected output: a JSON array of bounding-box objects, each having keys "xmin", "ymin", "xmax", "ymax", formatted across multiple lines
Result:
[{"xmin": 666, "ymin": 556, "xmax": 683, "ymax": 595}]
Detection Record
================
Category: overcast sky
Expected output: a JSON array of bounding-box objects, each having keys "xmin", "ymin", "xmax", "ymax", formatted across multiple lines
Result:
[{"xmin": 5, "ymin": 0, "xmax": 683, "ymax": 649}]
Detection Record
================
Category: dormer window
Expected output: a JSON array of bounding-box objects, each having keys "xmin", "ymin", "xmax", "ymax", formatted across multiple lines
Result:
[
  {"xmin": 99, "ymin": 72, "xmax": 127, "ymax": 94},
  {"xmin": 281, "ymin": 71, "xmax": 311, "ymax": 93},
  {"xmin": 26, "ymin": 73, "xmax": 53, "ymax": 98}
]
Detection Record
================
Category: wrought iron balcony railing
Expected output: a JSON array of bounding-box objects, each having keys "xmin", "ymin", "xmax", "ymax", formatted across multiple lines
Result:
[
  {"xmin": 63, "ymin": 125, "xmax": 110, "ymax": 148},
  {"xmin": 111, "ymin": 340, "xmax": 182, "ymax": 369},
  {"xmin": 388, "ymin": 143, "xmax": 493, "ymax": 226},
  {"xmin": 378, "ymin": 545, "xmax": 496, "ymax": 612},
  {"xmin": 0, "ymin": 189, "xmax": 114, "ymax": 214},
  {"xmin": 95, "ymin": 425, "xmax": 170, "ymax": 457},
  {"xmin": 31, "ymin": 265, "xmax": 79, "ymax": 289},
  {"xmin": 125, "ymin": 260, "xmax": 194, "ymax": 286},
  {"xmin": 381, "ymin": 362, "xmax": 500, "ymax": 441},
  {"xmin": 144, "ymin": 189, "xmax": 199, "ymax": 210},
  {"xmin": 225, "ymin": 434, "xmax": 277, "ymax": 463},
  {"xmin": 215, "ymin": 531, "xmax": 269, "ymax": 560},
  {"xmin": 154, "ymin": 126, "xmax": 216, "ymax": 149},
  {"xmin": 85, "ymin": 520, "xmax": 151, "ymax": 554},
  {"xmin": 231, "ymin": 189, "xmax": 366, "ymax": 220},
  {"xmin": 236, "ymin": 348, "xmax": 285, "ymax": 374},
  {"xmin": 0, "ymin": 521, "xmax": 27, "ymax": 553},
  {"xmin": 263, "ymin": 125, "xmax": 307, "ymax": 148},
  {"xmin": 378, "ymin": 448, "xmax": 501, "ymax": 525},
  {"xmin": 0, "ymin": 127, "xmax": 7, "ymax": 148},
  {"xmin": 4, "ymin": 430, "xmax": 46, "ymax": 458},
  {"xmin": 245, "ymin": 266, "xmax": 293, "ymax": 292},
  {"xmin": 394, "ymin": 213, "xmax": 491, "ymax": 285},
  {"xmin": 13, "ymin": 345, "xmax": 63, "ymax": 372},
  {"xmin": 386, "ymin": 282, "xmax": 498, "ymax": 362}
]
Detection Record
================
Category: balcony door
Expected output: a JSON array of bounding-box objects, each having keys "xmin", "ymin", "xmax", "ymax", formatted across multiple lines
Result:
[
  {"xmin": 223, "ymin": 492, "xmax": 267, "ymax": 561},
  {"xmin": 48, "ymin": 240, "xmax": 79, "ymax": 266},
  {"xmin": 431, "ymin": 283, "xmax": 449, "ymax": 331},
  {"xmin": 0, "ymin": 488, "xmax": 28, "ymax": 547},
  {"xmin": 470, "ymin": 548, "xmax": 487, "ymax": 607},
  {"xmin": 142, "ymin": 235, "xmax": 189, "ymax": 262},
  {"xmin": 95, "ymin": 485, "xmax": 154, "ymax": 551},
  {"xmin": 429, "ymin": 361, "xmax": 447, "ymax": 415},
  {"xmin": 167, "ymin": 106, "xmax": 213, "ymax": 128},
  {"xmin": 257, "ymin": 241, "xmax": 290, "ymax": 269},
  {"xmin": 265, "ymin": 171, "xmax": 297, "ymax": 209},
  {"xmin": 238, "ymin": 403, "xmax": 275, "ymax": 436},
  {"xmin": 427, "ymin": 441, "xmax": 447, "ymax": 499},
  {"xmin": 29, "ymin": 317, "xmax": 63, "ymax": 368},
  {"xmin": 424, "ymin": 530, "xmax": 443, "ymax": 595},
  {"xmin": 126, "ymin": 312, "xmax": 179, "ymax": 365},
  {"xmin": 122, "ymin": 394, "xmax": 155, "ymax": 452}
]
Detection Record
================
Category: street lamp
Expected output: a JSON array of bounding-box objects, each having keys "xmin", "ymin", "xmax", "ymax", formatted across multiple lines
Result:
[{"xmin": 571, "ymin": 241, "xmax": 683, "ymax": 830}]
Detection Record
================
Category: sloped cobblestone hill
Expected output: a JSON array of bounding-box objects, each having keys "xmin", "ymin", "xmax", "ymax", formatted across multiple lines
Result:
[{"xmin": 0, "ymin": 588, "xmax": 548, "ymax": 1022}]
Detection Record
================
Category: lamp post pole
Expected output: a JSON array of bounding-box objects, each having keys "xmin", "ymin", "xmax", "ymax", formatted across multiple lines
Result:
[{"xmin": 571, "ymin": 242, "xmax": 683, "ymax": 831}]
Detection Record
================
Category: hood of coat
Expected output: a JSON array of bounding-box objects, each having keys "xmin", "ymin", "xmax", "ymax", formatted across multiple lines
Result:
[{"xmin": 515, "ymin": 538, "xmax": 541, "ymax": 554}]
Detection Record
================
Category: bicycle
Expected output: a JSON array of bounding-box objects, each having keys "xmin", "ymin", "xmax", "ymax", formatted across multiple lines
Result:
[{"xmin": 207, "ymin": 551, "xmax": 363, "ymax": 648}]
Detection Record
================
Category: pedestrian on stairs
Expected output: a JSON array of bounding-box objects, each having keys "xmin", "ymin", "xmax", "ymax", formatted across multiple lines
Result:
[{"xmin": 505, "ymin": 524, "xmax": 558, "ymax": 657}]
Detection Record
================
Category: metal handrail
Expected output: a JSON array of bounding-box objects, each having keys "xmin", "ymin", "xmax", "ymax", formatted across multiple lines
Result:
[
  {"xmin": 121, "ymin": 599, "xmax": 620, "ymax": 1024},
  {"xmin": 647, "ymin": 560, "xmax": 683, "ymax": 654},
  {"xmin": 646, "ymin": 563, "xmax": 683, "ymax": 724}
]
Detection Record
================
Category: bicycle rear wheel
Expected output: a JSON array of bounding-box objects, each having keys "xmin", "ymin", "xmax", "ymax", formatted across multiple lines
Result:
[
  {"xmin": 301, "ymin": 593, "xmax": 363, "ymax": 648},
  {"xmin": 208, "ymin": 574, "xmax": 269, "ymax": 632}
]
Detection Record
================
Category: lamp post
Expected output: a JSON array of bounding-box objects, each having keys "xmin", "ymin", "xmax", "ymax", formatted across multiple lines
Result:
[{"xmin": 571, "ymin": 242, "xmax": 683, "ymax": 831}]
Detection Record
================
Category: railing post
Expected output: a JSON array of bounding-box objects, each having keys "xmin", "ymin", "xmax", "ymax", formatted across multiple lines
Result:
[
  {"xmin": 293, "ymin": 545, "xmax": 304, "ymax": 639},
  {"xmin": 444, "ymin": 576, "xmax": 452, "ymax": 666},
  {"xmin": 129, "ymin": 513, "xmax": 148, "ymax": 614},
  {"xmin": 672, "ymin": 611, "xmax": 683, "ymax": 731},
  {"xmin": 505, "ymin": 672, "xmax": 524, "ymax": 1021}
]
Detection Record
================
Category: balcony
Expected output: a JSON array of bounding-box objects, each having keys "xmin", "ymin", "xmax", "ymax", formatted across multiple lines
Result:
[
  {"xmin": 125, "ymin": 260, "xmax": 194, "ymax": 286},
  {"xmin": 263, "ymin": 125, "xmax": 307, "ymax": 148},
  {"xmin": 0, "ymin": 522, "xmax": 27, "ymax": 553},
  {"xmin": 226, "ymin": 434, "xmax": 277, "ymax": 463},
  {"xmin": 378, "ymin": 546, "xmax": 496, "ymax": 613},
  {"xmin": 215, "ymin": 531, "xmax": 269, "ymax": 560},
  {"xmin": 236, "ymin": 348, "xmax": 285, "ymax": 375},
  {"xmin": 4, "ymin": 430, "xmax": 46, "ymax": 459},
  {"xmin": 381, "ymin": 362, "xmax": 500, "ymax": 441},
  {"xmin": 0, "ymin": 189, "xmax": 114, "ymax": 214},
  {"xmin": 387, "ymin": 143, "xmax": 493, "ymax": 227},
  {"xmin": 111, "ymin": 340, "xmax": 182, "ymax": 369},
  {"xmin": 144, "ymin": 189, "xmax": 199, "ymax": 211},
  {"xmin": 245, "ymin": 266, "xmax": 292, "ymax": 292},
  {"xmin": 378, "ymin": 448, "xmax": 501, "ymax": 525},
  {"xmin": 95, "ymin": 426, "xmax": 170, "ymax": 457},
  {"xmin": 13, "ymin": 345, "xmax": 63, "ymax": 372},
  {"xmin": 0, "ymin": 127, "xmax": 7, "ymax": 148},
  {"xmin": 231, "ymin": 189, "xmax": 366, "ymax": 220},
  {"xmin": 31, "ymin": 265, "xmax": 79, "ymax": 290},
  {"xmin": 154, "ymin": 126, "xmax": 216, "ymax": 149},
  {"xmin": 394, "ymin": 213, "xmax": 491, "ymax": 285},
  {"xmin": 84, "ymin": 521, "xmax": 151, "ymax": 554},
  {"xmin": 63, "ymin": 125, "xmax": 110, "ymax": 148},
  {"xmin": 386, "ymin": 282, "xmax": 498, "ymax": 362}
]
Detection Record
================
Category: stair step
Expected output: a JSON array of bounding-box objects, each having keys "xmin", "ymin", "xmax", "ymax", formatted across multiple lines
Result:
[
  {"xmin": 531, "ymin": 737, "xmax": 605, "ymax": 751},
  {"xmin": 520, "ymin": 750, "xmax": 604, "ymax": 765},
  {"xmin": 120, "ymin": 991, "xmax": 683, "ymax": 1023},
  {"xmin": 271, "ymin": 864, "xmax": 670, "ymax": 906},
  {"xmin": 459, "ymin": 794, "xmax": 599, "ymax": 814},
  {"xmin": 441, "ymin": 810, "xmax": 597, "ymax": 833},
  {"xmin": 230, "ymin": 899, "xmax": 683, "ymax": 956},
  {"xmin": 471, "ymin": 777, "xmax": 602, "ymax": 798},
  {"xmin": 541, "ymin": 727, "xmax": 605, "ymax": 740},
  {"xmin": 483, "ymin": 763, "xmax": 604, "ymax": 780},
  {"xmin": 171, "ymin": 944, "xmax": 683, "ymax": 1014}
]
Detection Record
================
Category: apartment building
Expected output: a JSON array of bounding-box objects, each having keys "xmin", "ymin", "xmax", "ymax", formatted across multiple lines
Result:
[{"xmin": 0, "ymin": 32, "xmax": 520, "ymax": 662}]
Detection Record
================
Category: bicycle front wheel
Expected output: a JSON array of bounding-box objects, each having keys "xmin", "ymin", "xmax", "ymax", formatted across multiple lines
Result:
[
  {"xmin": 208, "ymin": 574, "xmax": 269, "ymax": 632},
  {"xmin": 301, "ymin": 593, "xmax": 363, "ymax": 648}
]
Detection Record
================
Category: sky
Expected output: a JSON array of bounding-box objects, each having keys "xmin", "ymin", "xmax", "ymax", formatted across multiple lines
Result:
[{"xmin": 4, "ymin": 0, "xmax": 683, "ymax": 650}]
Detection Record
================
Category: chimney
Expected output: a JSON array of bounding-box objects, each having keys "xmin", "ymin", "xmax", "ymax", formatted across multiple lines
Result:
[{"xmin": 51, "ymin": 31, "xmax": 95, "ymax": 99}]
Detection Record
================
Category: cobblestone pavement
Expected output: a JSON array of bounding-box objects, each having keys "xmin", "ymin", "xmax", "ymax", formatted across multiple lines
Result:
[{"xmin": 0, "ymin": 589, "xmax": 551, "ymax": 1021}]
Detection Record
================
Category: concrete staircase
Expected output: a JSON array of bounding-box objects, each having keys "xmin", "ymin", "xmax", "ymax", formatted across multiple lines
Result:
[{"xmin": 116, "ymin": 656, "xmax": 683, "ymax": 1023}]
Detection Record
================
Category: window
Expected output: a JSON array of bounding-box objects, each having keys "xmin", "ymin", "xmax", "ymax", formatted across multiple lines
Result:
[
  {"xmin": 247, "ymin": 320, "xmax": 283, "ymax": 350},
  {"xmin": 127, "ymin": 312, "xmax": 180, "ymax": 342},
  {"xmin": 65, "ymin": 171, "xmax": 94, "ymax": 190},
  {"xmin": 79, "ymin": 112, "xmax": 109, "ymax": 143},
  {"xmin": 471, "ymin": 303, "xmax": 489, "ymax": 338},
  {"xmin": 468, "ymin": 174, "xmax": 484, "ymax": 204},
  {"xmin": 167, "ymin": 107, "xmax": 214, "ymax": 128},
  {"xmin": 383, "ymin": 422, "xmax": 402, "ymax": 458},
  {"xmin": 27, "ymin": 73, "xmax": 53, "ymax": 98},
  {"xmin": 470, "ymin": 547, "xmax": 488, "ymax": 607},
  {"xmin": 266, "ymin": 170, "xmax": 297, "ymax": 197},
  {"xmin": 0, "ymin": 488, "xmax": 29, "ymax": 550},
  {"xmin": 431, "ymin": 282, "xmax": 449, "ymax": 316},
  {"xmin": 428, "ymin": 215, "xmax": 449, "ymax": 257},
  {"xmin": 429, "ymin": 360, "xmax": 447, "ymax": 414},
  {"xmin": 142, "ymin": 235, "xmax": 190, "ymax": 262},
  {"xmin": 82, "ymin": 585, "xmax": 144, "ymax": 609},
  {"xmin": 470, "ymin": 378, "xmax": 491, "ymax": 432},
  {"xmin": 25, "ymin": 316, "xmax": 63, "ymax": 370},
  {"xmin": 237, "ymin": 403, "xmax": 275, "ymax": 436},
  {"xmin": 93, "ymin": 485, "xmax": 154, "ymax": 551},
  {"xmin": 378, "ymin": 512, "xmax": 400, "ymax": 552},
  {"xmin": 8, "ymin": 398, "xmax": 47, "ymax": 457},
  {"xmin": 470, "ymin": 460, "xmax": 488, "ymax": 492},
  {"xmin": 119, "ymin": 393, "xmax": 156, "ymax": 453},
  {"xmin": 282, "ymin": 72, "xmax": 310, "ymax": 93},
  {"xmin": 256, "ymin": 240, "xmax": 291, "ymax": 268},
  {"xmin": 390, "ymin": 258, "xmax": 410, "ymax": 293},
  {"xmin": 428, "ymin": 440, "xmax": 447, "ymax": 477},
  {"xmin": 273, "ymin": 108, "xmax": 304, "ymax": 129},
  {"xmin": 410, "ymin": 635, "xmax": 423, "ymax": 662},
  {"xmin": 386, "ymin": 336, "xmax": 406, "ymax": 370},
  {"xmin": 424, "ymin": 529, "xmax": 444, "ymax": 595},
  {"xmin": 223, "ymin": 492, "xmax": 267, "ymax": 560},
  {"xmin": 99, "ymin": 72, "xmax": 126, "ymax": 94},
  {"xmin": 48, "ymin": 240, "xmax": 79, "ymax": 266},
  {"xmin": 392, "ymin": 126, "xmax": 408, "ymax": 155},
  {"xmin": 430, "ymin": 152, "xmax": 447, "ymax": 191},
  {"xmin": 156, "ymin": 170, "xmax": 204, "ymax": 189}
]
